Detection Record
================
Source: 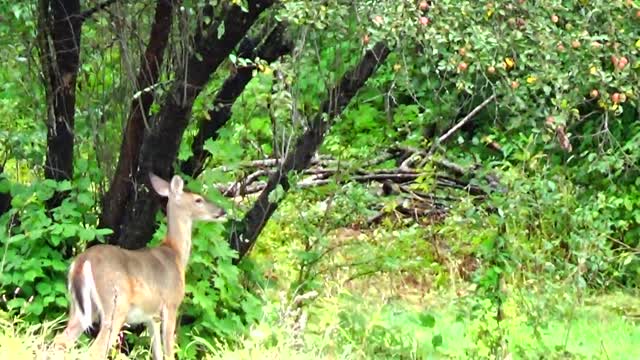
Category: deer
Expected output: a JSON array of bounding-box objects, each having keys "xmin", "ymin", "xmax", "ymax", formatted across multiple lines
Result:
[{"xmin": 53, "ymin": 173, "xmax": 226, "ymax": 359}]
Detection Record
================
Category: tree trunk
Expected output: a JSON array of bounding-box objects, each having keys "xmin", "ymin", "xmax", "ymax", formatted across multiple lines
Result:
[
  {"xmin": 181, "ymin": 23, "xmax": 291, "ymax": 178},
  {"xmin": 99, "ymin": 0, "xmax": 176, "ymax": 243},
  {"xmin": 0, "ymin": 166, "xmax": 11, "ymax": 217},
  {"xmin": 117, "ymin": 0, "xmax": 274, "ymax": 250},
  {"xmin": 38, "ymin": 0, "xmax": 82, "ymax": 210},
  {"xmin": 229, "ymin": 42, "xmax": 390, "ymax": 261}
]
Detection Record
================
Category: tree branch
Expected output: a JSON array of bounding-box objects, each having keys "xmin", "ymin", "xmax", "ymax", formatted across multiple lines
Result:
[
  {"xmin": 228, "ymin": 42, "xmax": 391, "ymax": 261},
  {"xmin": 181, "ymin": 22, "xmax": 292, "ymax": 178}
]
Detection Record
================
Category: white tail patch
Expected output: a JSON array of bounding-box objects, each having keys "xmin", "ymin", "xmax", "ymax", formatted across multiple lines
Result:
[{"xmin": 78, "ymin": 261, "xmax": 95, "ymax": 330}]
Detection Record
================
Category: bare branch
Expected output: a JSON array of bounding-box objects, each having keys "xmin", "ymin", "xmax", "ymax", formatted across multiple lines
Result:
[{"xmin": 431, "ymin": 94, "xmax": 497, "ymax": 151}]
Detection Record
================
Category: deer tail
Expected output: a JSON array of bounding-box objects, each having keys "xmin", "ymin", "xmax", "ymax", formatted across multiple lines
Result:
[{"xmin": 69, "ymin": 259, "xmax": 97, "ymax": 330}]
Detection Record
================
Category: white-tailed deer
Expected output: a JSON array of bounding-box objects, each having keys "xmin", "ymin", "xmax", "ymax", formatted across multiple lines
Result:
[{"xmin": 53, "ymin": 173, "xmax": 226, "ymax": 359}]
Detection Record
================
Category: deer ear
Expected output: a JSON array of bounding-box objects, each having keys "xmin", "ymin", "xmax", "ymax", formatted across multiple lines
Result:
[
  {"xmin": 170, "ymin": 175, "xmax": 184, "ymax": 195},
  {"xmin": 149, "ymin": 173, "xmax": 170, "ymax": 197}
]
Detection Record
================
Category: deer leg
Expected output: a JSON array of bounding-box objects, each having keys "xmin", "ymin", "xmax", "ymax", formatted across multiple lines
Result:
[
  {"xmin": 148, "ymin": 319, "xmax": 163, "ymax": 360},
  {"xmin": 161, "ymin": 305, "xmax": 178, "ymax": 360},
  {"xmin": 88, "ymin": 299, "xmax": 128, "ymax": 359},
  {"xmin": 53, "ymin": 305, "xmax": 85, "ymax": 350}
]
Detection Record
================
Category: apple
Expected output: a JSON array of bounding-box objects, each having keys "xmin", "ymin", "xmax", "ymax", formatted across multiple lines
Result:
[
  {"xmin": 458, "ymin": 47, "xmax": 467, "ymax": 56},
  {"xmin": 373, "ymin": 15, "xmax": 383, "ymax": 25},
  {"xmin": 419, "ymin": 1, "xmax": 429, "ymax": 11},
  {"xmin": 487, "ymin": 66, "xmax": 496, "ymax": 74},
  {"xmin": 611, "ymin": 92, "xmax": 621, "ymax": 104},
  {"xmin": 545, "ymin": 116, "xmax": 555, "ymax": 126},
  {"xmin": 362, "ymin": 34, "xmax": 370, "ymax": 45},
  {"xmin": 511, "ymin": 80, "xmax": 520, "ymax": 89},
  {"xmin": 620, "ymin": 93, "xmax": 627, "ymax": 103},
  {"xmin": 590, "ymin": 89, "xmax": 599, "ymax": 98},
  {"xmin": 557, "ymin": 43, "xmax": 565, "ymax": 51},
  {"xmin": 419, "ymin": 16, "xmax": 430, "ymax": 26},
  {"xmin": 611, "ymin": 55, "xmax": 619, "ymax": 67},
  {"xmin": 458, "ymin": 62, "xmax": 468, "ymax": 72},
  {"xmin": 571, "ymin": 40, "xmax": 581, "ymax": 49},
  {"xmin": 551, "ymin": 14, "xmax": 559, "ymax": 23},
  {"xmin": 618, "ymin": 56, "xmax": 629, "ymax": 69}
]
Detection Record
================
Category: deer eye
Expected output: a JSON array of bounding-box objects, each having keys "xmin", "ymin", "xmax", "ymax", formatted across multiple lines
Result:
[{"xmin": 195, "ymin": 197, "xmax": 203, "ymax": 204}]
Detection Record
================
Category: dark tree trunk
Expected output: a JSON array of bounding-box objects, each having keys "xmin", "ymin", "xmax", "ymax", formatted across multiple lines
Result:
[
  {"xmin": 181, "ymin": 23, "xmax": 291, "ymax": 178},
  {"xmin": 229, "ymin": 42, "xmax": 391, "ymax": 261},
  {"xmin": 98, "ymin": 0, "xmax": 176, "ymax": 243},
  {"xmin": 38, "ymin": 0, "xmax": 82, "ymax": 210},
  {"xmin": 0, "ymin": 166, "xmax": 11, "ymax": 217},
  {"xmin": 117, "ymin": 0, "xmax": 275, "ymax": 250}
]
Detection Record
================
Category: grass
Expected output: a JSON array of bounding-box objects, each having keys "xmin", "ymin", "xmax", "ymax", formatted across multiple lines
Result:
[{"xmin": 4, "ymin": 290, "xmax": 638, "ymax": 360}]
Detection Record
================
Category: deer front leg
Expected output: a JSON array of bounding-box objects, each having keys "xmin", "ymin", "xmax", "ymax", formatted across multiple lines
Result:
[{"xmin": 161, "ymin": 305, "xmax": 178, "ymax": 360}]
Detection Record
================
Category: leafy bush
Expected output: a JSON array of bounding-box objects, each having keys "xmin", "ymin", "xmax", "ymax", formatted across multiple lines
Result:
[{"xmin": 0, "ymin": 173, "xmax": 111, "ymax": 322}]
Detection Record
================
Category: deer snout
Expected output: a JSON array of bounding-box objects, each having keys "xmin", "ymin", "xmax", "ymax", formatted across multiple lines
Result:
[{"xmin": 206, "ymin": 205, "xmax": 227, "ymax": 222}]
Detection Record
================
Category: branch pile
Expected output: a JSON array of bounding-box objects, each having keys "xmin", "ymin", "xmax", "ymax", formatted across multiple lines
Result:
[{"xmin": 215, "ymin": 147, "xmax": 502, "ymax": 226}]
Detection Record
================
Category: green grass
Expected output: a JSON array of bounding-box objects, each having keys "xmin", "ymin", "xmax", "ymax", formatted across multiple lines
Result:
[{"xmin": 4, "ymin": 291, "xmax": 637, "ymax": 359}]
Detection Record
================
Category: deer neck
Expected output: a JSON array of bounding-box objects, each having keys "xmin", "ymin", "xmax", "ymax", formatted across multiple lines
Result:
[{"xmin": 165, "ymin": 205, "xmax": 193, "ymax": 268}]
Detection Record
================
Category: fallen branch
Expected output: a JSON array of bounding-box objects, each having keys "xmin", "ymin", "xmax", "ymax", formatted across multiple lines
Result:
[
  {"xmin": 217, "ymin": 167, "xmax": 485, "ymax": 198},
  {"xmin": 431, "ymin": 94, "xmax": 497, "ymax": 151}
]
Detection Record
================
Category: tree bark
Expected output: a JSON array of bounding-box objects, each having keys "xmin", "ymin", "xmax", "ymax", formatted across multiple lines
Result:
[
  {"xmin": 99, "ymin": 0, "xmax": 176, "ymax": 243},
  {"xmin": 181, "ymin": 23, "xmax": 291, "ymax": 178},
  {"xmin": 117, "ymin": 0, "xmax": 275, "ymax": 250},
  {"xmin": 0, "ymin": 165, "xmax": 10, "ymax": 217},
  {"xmin": 38, "ymin": 0, "xmax": 82, "ymax": 210},
  {"xmin": 229, "ymin": 42, "xmax": 391, "ymax": 261}
]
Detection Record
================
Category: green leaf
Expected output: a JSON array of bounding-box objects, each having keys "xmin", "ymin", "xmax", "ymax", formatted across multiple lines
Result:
[
  {"xmin": 56, "ymin": 296, "xmax": 69, "ymax": 308},
  {"xmin": 7, "ymin": 298, "xmax": 25, "ymax": 310},
  {"xmin": 24, "ymin": 269, "xmax": 41, "ymax": 281},
  {"xmin": 432, "ymin": 334, "xmax": 443, "ymax": 348},
  {"xmin": 95, "ymin": 228, "xmax": 114, "ymax": 236},
  {"xmin": 268, "ymin": 184, "xmax": 286, "ymax": 203},
  {"xmin": 419, "ymin": 312, "xmax": 436, "ymax": 328},
  {"xmin": 78, "ymin": 227, "xmax": 95, "ymax": 242},
  {"xmin": 57, "ymin": 180, "xmax": 72, "ymax": 191},
  {"xmin": 77, "ymin": 193, "xmax": 93, "ymax": 206},
  {"xmin": 27, "ymin": 301, "xmax": 43, "ymax": 316},
  {"xmin": 217, "ymin": 22, "xmax": 225, "ymax": 39},
  {"xmin": 36, "ymin": 282, "xmax": 52, "ymax": 295}
]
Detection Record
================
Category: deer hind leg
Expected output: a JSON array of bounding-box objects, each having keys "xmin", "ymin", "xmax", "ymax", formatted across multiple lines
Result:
[
  {"xmin": 161, "ymin": 305, "xmax": 178, "ymax": 360},
  {"xmin": 53, "ymin": 303, "xmax": 85, "ymax": 350},
  {"xmin": 88, "ymin": 288, "xmax": 129, "ymax": 359}
]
